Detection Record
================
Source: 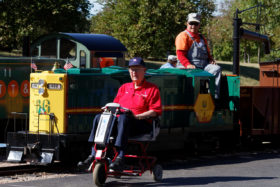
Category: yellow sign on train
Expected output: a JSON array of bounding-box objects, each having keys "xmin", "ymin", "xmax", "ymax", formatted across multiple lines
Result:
[
  {"xmin": 194, "ymin": 94, "xmax": 215, "ymax": 123},
  {"xmin": 29, "ymin": 71, "xmax": 66, "ymax": 134}
]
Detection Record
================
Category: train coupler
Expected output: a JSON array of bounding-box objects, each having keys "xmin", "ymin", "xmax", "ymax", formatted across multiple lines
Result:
[
  {"xmin": 25, "ymin": 142, "xmax": 41, "ymax": 155},
  {"xmin": 24, "ymin": 142, "xmax": 54, "ymax": 165}
]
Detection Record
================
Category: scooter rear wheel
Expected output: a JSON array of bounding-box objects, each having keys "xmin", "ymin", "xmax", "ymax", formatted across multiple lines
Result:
[{"xmin": 93, "ymin": 163, "xmax": 107, "ymax": 186}]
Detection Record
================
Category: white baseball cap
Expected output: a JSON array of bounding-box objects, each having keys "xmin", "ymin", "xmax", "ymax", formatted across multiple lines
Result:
[
  {"xmin": 187, "ymin": 13, "xmax": 201, "ymax": 23},
  {"xmin": 168, "ymin": 55, "xmax": 177, "ymax": 62}
]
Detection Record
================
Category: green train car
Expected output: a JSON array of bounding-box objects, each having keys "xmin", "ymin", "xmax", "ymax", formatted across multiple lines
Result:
[
  {"xmin": 4, "ymin": 10, "xmax": 275, "ymax": 164},
  {"xmin": 6, "ymin": 66, "xmax": 240, "ymax": 164},
  {"xmin": 0, "ymin": 33, "xmax": 127, "ymax": 142},
  {"xmin": 0, "ymin": 57, "xmax": 66, "ymax": 142}
]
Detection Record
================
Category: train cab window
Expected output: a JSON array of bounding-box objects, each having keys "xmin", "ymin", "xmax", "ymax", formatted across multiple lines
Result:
[
  {"xmin": 99, "ymin": 57, "xmax": 115, "ymax": 68},
  {"xmin": 60, "ymin": 38, "xmax": 76, "ymax": 59},
  {"xmin": 91, "ymin": 57, "xmax": 116, "ymax": 68},
  {"xmin": 31, "ymin": 46, "xmax": 39, "ymax": 56},
  {"xmin": 80, "ymin": 51, "xmax": 86, "ymax": 68},
  {"xmin": 200, "ymin": 79, "xmax": 210, "ymax": 94},
  {"xmin": 41, "ymin": 38, "xmax": 57, "ymax": 58}
]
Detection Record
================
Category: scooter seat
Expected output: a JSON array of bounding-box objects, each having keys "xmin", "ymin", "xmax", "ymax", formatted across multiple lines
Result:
[{"xmin": 128, "ymin": 127, "xmax": 160, "ymax": 142}]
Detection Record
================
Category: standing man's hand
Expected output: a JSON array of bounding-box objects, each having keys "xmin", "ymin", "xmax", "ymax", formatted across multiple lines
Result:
[
  {"xmin": 186, "ymin": 64, "xmax": 196, "ymax": 69},
  {"xmin": 210, "ymin": 59, "xmax": 216, "ymax": 65}
]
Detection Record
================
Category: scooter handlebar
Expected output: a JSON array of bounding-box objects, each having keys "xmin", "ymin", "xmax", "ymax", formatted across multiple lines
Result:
[
  {"xmin": 120, "ymin": 106, "xmax": 130, "ymax": 112},
  {"xmin": 101, "ymin": 103, "xmax": 132, "ymax": 114}
]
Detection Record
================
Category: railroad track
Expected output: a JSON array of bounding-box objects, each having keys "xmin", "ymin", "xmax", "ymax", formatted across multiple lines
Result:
[
  {"xmin": 0, "ymin": 142, "xmax": 278, "ymax": 177},
  {"xmin": 0, "ymin": 162, "xmax": 75, "ymax": 177},
  {"xmin": 0, "ymin": 164, "xmax": 45, "ymax": 176}
]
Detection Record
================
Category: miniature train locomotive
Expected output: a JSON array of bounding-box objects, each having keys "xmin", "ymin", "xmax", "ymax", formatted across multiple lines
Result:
[
  {"xmin": 4, "ymin": 14, "xmax": 280, "ymax": 164},
  {"xmin": 0, "ymin": 33, "xmax": 127, "ymax": 143},
  {"xmin": 6, "ymin": 65, "xmax": 239, "ymax": 164}
]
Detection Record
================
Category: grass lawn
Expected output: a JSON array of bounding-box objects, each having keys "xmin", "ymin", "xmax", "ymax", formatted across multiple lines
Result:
[
  {"xmin": 217, "ymin": 61, "xmax": 259, "ymax": 86},
  {"xmin": 145, "ymin": 60, "xmax": 260, "ymax": 86},
  {"xmin": 0, "ymin": 50, "xmax": 21, "ymax": 56},
  {"xmin": 1, "ymin": 51, "xmax": 260, "ymax": 86}
]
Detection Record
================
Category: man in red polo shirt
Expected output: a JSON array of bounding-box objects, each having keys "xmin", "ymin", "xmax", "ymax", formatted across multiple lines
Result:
[{"xmin": 78, "ymin": 57, "xmax": 162, "ymax": 171}]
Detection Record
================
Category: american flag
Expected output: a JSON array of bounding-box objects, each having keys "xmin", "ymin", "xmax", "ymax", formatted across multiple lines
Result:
[
  {"xmin": 64, "ymin": 60, "xmax": 74, "ymax": 70},
  {"xmin": 30, "ymin": 62, "xmax": 37, "ymax": 70}
]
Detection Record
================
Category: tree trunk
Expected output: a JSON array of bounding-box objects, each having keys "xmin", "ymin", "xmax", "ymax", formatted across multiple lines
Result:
[
  {"xmin": 258, "ymin": 42, "xmax": 261, "ymax": 64},
  {"xmin": 243, "ymin": 47, "xmax": 247, "ymax": 63}
]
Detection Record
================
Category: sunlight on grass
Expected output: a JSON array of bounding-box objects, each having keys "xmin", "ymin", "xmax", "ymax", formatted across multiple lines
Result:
[
  {"xmin": 0, "ymin": 50, "xmax": 22, "ymax": 56},
  {"xmin": 146, "ymin": 60, "xmax": 260, "ymax": 86},
  {"xmin": 217, "ymin": 61, "xmax": 260, "ymax": 86}
]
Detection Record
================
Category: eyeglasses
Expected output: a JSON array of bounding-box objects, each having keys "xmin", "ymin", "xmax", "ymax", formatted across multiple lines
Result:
[{"xmin": 188, "ymin": 22, "xmax": 199, "ymax": 26}]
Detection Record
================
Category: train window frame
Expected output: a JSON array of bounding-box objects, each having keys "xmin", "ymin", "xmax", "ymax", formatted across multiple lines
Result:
[
  {"xmin": 200, "ymin": 79, "xmax": 210, "ymax": 94},
  {"xmin": 31, "ymin": 46, "xmax": 39, "ymax": 56},
  {"xmin": 41, "ymin": 38, "xmax": 57, "ymax": 58},
  {"xmin": 80, "ymin": 50, "xmax": 86, "ymax": 68},
  {"xmin": 60, "ymin": 38, "xmax": 76, "ymax": 60}
]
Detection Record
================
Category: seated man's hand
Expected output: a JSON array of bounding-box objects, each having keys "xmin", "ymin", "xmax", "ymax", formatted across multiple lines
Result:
[
  {"xmin": 124, "ymin": 109, "xmax": 133, "ymax": 116},
  {"xmin": 135, "ymin": 114, "xmax": 145, "ymax": 120},
  {"xmin": 135, "ymin": 110, "xmax": 157, "ymax": 120}
]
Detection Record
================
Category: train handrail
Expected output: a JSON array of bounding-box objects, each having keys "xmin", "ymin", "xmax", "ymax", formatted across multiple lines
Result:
[
  {"xmin": 37, "ymin": 113, "xmax": 60, "ymax": 135},
  {"xmin": 37, "ymin": 113, "xmax": 60, "ymax": 150},
  {"xmin": 4, "ymin": 112, "xmax": 28, "ymax": 143},
  {"xmin": 49, "ymin": 113, "xmax": 60, "ymax": 135}
]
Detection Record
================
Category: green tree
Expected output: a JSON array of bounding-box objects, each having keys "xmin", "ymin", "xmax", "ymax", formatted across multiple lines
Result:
[
  {"xmin": 207, "ymin": 1, "xmax": 234, "ymax": 61},
  {"xmin": 0, "ymin": 0, "xmax": 91, "ymax": 51},
  {"xmin": 91, "ymin": 0, "xmax": 215, "ymax": 58},
  {"xmin": 208, "ymin": 0, "xmax": 280, "ymax": 62}
]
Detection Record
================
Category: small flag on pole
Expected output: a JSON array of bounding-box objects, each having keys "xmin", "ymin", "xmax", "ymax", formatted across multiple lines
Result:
[
  {"xmin": 31, "ymin": 61, "xmax": 37, "ymax": 70},
  {"xmin": 64, "ymin": 60, "xmax": 74, "ymax": 70}
]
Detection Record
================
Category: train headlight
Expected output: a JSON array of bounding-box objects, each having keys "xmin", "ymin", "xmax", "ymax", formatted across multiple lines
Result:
[
  {"xmin": 38, "ymin": 88, "xmax": 45, "ymax": 95},
  {"xmin": 38, "ymin": 79, "xmax": 46, "ymax": 87}
]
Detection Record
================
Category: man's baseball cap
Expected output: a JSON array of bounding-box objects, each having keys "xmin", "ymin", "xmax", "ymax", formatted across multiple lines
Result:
[
  {"xmin": 128, "ymin": 57, "xmax": 146, "ymax": 67},
  {"xmin": 187, "ymin": 13, "xmax": 201, "ymax": 23},
  {"xmin": 168, "ymin": 55, "xmax": 177, "ymax": 62}
]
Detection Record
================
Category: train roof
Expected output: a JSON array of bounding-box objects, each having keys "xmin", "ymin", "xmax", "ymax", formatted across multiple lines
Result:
[
  {"xmin": 31, "ymin": 33, "xmax": 127, "ymax": 52},
  {"xmin": 53, "ymin": 66, "xmax": 214, "ymax": 78},
  {"xmin": 147, "ymin": 68, "xmax": 214, "ymax": 77},
  {"xmin": 61, "ymin": 33, "xmax": 127, "ymax": 51},
  {"xmin": 54, "ymin": 66, "xmax": 129, "ymax": 75}
]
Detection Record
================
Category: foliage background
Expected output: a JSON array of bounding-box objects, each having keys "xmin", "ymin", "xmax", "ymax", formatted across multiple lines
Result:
[
  {"xmin": 91, "ymin": 0, "xmax": 215, "ymax": 58},
  {"xmin": 208, "ymin": 0, "xmax": 280, "ymax": 62},
  {"xmin": 0, "ymin": 0, "xmax": 279, "ymax": 62},
  {"xmin": 0, "ymin": 0, "xmax": 91, "ymax": 51}
]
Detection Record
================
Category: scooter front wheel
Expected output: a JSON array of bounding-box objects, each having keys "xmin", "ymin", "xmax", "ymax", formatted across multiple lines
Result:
[
  {"xmin": 152, "ymin": 164, "xmax": 163, "ymax": 182},
  {"xmin": 93, "ymin": 163, "xmax": 107, "ymax": 186}
]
